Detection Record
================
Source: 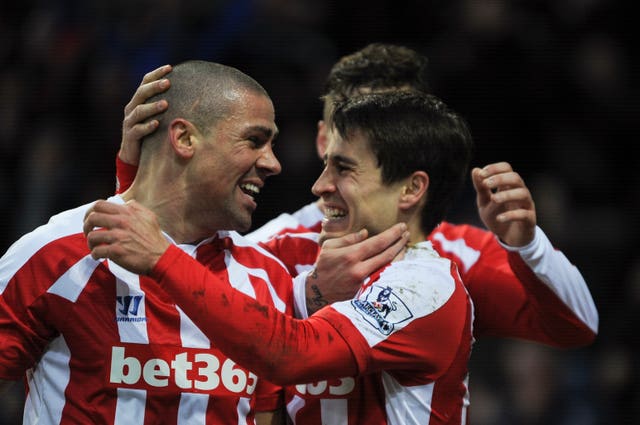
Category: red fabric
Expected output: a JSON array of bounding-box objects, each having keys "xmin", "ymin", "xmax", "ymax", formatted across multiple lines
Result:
[
  {"xmin": 152, "ymin": 245, "xmax": 359, "ymax": 385},
  {"xmin": 0, "ymin": 200, "xmax": 291, "ymax": 423},
  {"xmin": 152, "ymin": 242, "xmax": 474, "ymax": 424},
  {"xmin": 115, "ymin": 156, "xmax": 137, "ymax": 194},
  {"xmin": 255, "ymin": 214, "xmax": 595, "ymax": 347}
]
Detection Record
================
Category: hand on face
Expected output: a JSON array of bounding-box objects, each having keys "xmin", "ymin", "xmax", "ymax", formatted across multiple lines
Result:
[
  {"xmin": 312, "ymin": 129, "xmax": 403, "ymax": 245},
  {"xmin": 307, "ymin": 223, "xmax": 410, "ymax": 315}
]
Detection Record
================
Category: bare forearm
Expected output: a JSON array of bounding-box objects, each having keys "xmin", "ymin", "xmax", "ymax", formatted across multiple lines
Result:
[{"xmin": 305, "ymin": 270, "xmax": 330, "ymax": 315}]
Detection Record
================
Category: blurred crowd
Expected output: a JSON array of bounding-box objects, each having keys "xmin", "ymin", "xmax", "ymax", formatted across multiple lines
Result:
[{"xmin": 1, "ymin": 0, "xmax": 637, "ymax": 424}]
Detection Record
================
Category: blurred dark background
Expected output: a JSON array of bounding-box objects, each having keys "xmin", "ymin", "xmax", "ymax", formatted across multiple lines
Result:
[{"xmin": 1, "ymin": 0, "xmax": 637, "ymax": 424}]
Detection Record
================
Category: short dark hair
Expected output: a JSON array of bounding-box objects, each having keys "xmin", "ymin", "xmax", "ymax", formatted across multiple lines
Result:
[
  {"xmin": 323, "ymin": 43, "xmax": 430, "ymax": 102},
  {"xmin": 331, "ymin": 91, "xmax": 473, "ymax": 234},
  {"xmin": 145, "ymin": 60, "xmax": 269, "ymax": 142}
]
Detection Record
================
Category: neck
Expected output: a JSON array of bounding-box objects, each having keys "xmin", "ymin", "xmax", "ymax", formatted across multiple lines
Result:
[
  {"xmin": 120, "ymin": 175, "xmax": 209, "ymax": 245},
  {"xmin": 407, "ymin": 220, "xmax": 427, "ymax": 245},
  {"xmin": 407, "ymin": 222, "xmax": 427, "ymax": 245},
  {"xmin": 387, "ymin": 218, "xmax": 426, "ymax": 263}
]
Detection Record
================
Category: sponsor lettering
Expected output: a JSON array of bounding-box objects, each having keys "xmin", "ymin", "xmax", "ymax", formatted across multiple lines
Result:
[
  {"xmin": 293, "ymin": 377, "xmax": 355, "ymax": 398},
  {"xmin": 108, "ymin": 345, "xmax": 257, "ymax": 396}
]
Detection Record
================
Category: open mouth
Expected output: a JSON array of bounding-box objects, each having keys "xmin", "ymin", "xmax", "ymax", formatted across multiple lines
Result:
[
  {"xmin": 240, "ymin": 183, "xmax": 260, "ymax": 200},
  {"xmin": 323, "ymin": 206, "xmax": 347, "ymax": 221}
]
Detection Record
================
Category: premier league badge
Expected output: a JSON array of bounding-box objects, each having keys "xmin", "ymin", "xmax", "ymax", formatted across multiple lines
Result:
[{"xmin": 351, "ymin": 285, "xmax": 413, "ymax": 335}]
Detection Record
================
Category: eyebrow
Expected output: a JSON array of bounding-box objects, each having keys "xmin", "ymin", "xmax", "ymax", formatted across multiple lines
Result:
[
  {"xmin": 326, "ymin": 153, "xmax": 358, "ymax": 166},
  {"xmin": 246, "ymin": 125, "xmax": 279, "ymax": 140}
]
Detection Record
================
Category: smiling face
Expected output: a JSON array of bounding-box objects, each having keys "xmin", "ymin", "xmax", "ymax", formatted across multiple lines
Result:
[
  {"xmin": 185, "ymin": 89, "xmax": 280, "ymax": 234},
  {"xmin": 312, "ymin": 127, "xmax": 405, "ymax": 244}
]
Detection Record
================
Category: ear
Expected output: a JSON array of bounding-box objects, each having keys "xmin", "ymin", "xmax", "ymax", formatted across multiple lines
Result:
[
  {"xmin": 315, "ymin": 120, "xmax": 328, "ymax": 159},
  {"xmin": 398, "ymin": 171, "xmax": 429, "ymax": 210},
  {"xmin": 168, "ymin": 118, "xmax": 197, "ymax": 159}
]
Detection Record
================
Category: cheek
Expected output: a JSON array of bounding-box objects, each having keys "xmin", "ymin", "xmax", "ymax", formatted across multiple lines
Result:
[
  {"xmin": 365, "ymin": 191, "xmax": 398, "ymax": 228},
  {"xmin": 231, "ymin": 151, "xmax": 261, "ymax": 173},
  {"xmin": 346, "ymin": 187, "xmax": 376, "ymax": 223}
]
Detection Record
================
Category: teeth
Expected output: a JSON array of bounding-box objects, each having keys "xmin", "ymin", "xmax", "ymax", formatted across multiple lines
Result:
[
  {"xmin": 324, "ymin": 207, "xmax": 347, "ymax": 219},
  {"xmin": 240, "ymin": 183, "xmax": 260, "ymax": 197}
]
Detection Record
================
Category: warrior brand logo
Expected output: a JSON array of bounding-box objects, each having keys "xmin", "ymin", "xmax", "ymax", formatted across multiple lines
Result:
[
  {"xmin": 117, "ymin": 295, "xmax": 142, "ymax": 315},
  {"xmin": 351, "ymin": 285, "xmax": 413, "ymax": 335},
  {"xmin": 108, "ymin": 344, "xmax": 258, "ymax": 396},
  {"xmin": 116, "ymin": 295, "xmax": 146, "ymax": 322}
]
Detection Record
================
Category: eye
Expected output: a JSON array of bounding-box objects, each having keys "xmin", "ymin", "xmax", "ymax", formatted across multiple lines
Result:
[
  {"xmin": 335, "ymin": 163, "xmax": 351, "ymax": 174},
  {"xmin": 248, "ymin": 135, "xmax": 269, "ymax": 148}
]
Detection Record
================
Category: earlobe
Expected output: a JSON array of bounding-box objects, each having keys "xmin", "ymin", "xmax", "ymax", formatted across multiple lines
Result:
[
  {"xmin": 399, "ymin": 172, "xmax": 429, "ymax": 209},
  {"xmin": 169, "ymin": 119, "xmax": 196, "ymax": 159}
]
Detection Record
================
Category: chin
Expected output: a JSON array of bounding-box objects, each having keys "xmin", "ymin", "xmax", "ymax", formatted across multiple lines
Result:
[
  {"xmin": 227, "ymin": 214, "xmax": 252, "ymax": 234},
  {"xmin": 237, "ymin": 220, "xmax": 252, "ymax": 233}
]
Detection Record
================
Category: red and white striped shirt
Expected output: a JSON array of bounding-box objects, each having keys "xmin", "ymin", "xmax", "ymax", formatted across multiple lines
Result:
[
  {"xmin": 244, "ymin": 205, "xmax": 598, "ymax": 424},
  {"xmin": 151, "ymin": 241, "xmax": 474, "ymax": 425},
  {"xmin": 0, "ymin": 195, "xmax": 294, "ymax": 425},
  {"xmin": 248, "ymin": 202, "xmax": 598, "ymax": 346},
  {"xmin": 115, "ymin": 161, "xmax": 598, "ymax": 423}
]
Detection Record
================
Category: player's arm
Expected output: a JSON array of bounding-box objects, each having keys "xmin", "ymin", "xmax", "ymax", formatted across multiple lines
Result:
[
  {"xmin": 83, "ymin": 200, "xmax": 409, "ymax": 384},
  {"xmin": 115, "ymin": 65, "xmax": 171, "ymax": 193},
  {"xmin": 468, "ymin": 162, "xmax": 598, "ymax": 344},
  {"xmin": 151, "ymin": 250, "xmax": 357, "ymax": 384},
  {"xmin": 84, "ymin": 201, "xmax": 356, "ymax": 384},
  {"xmin": 149, "ymin": 243, "xmax": 465, "ymax": 385},
  {"xmin": 252, "ymin": 207, "xmax": 401, "ymax": 318},
  {"xmin": 302, "ymin": 227, "xmax": 409, "ymax": 316}
]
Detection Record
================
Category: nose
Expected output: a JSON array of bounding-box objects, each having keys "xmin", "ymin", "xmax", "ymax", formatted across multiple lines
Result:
[
  {"xmin": 311, "ymin": 166, "xmax": 334, "ymax": 197},
  {"xmin": 257, "ymin": 145, "xmax": 282, "ymax": 177}
]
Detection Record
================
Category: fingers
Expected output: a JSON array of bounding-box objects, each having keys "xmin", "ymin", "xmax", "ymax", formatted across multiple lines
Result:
[
  {"xmin": 478, "ymin": 161, "xmax": 512, "ymax": 176},
  {"xmin": 120, "ymin": 67, "xmax": 171, "ymax": 165},
  {"xmin": 86, "ymin": 233, "xmax": 128, "ymax": 262},
  {"xmin": 342, "ymin": 224, "xmax": 410, "ymax": 280},
  {"xmin": 356, "ymin": 230, "xmax": 409, "ymax": 275},
  {"xmin": 352, "ymin": 223, "xmax": 408, "ymax": 258},
  {"xmin": 474, "ymin": 163, "xmax": 527, "ymax": 198},
  {"xmin": 126, "ymin": 98, "xmax": 168, "ymax": 124},
  {"xmin": 87, "ymin": 244, "xmax": 110, "ymax": 261},
  {"xmin": 325, "ymin": 223, "xmax": 406, "ymax": 250},
  {"xmin": 82, "ymin": 200, "xmax": 127, "ymax": 237},
  {"xmin": 122, "ymin": 99, "xmax": 167, "ymax": 140},
  {"xmin": 123, "ymin": 82, "xmax": 170, "ymax": 128},
  {"xmin": 491, "ymin": 187, "xmax": 533, "ymax": 207},
  {"xmin": 86, "ymin": 228, "xmax": 112, "ymax": 253},
  {"xmin": 321, "ymin": 229, "xmax": 368, "ymax": 249},
  {"xmin": 496, "ymin": 207, "xmax": 536, "ymax": 224},
  {"xmin": 125, "ymin": 65, "xmax": 172, "ymax": 116},
  {"xmin": 471, "ymin": 167, "xmax": 492, "ymax": 205},
  {"xmin": 141, "ymin": 64, "xmax": 173, "ymax": 85}
]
